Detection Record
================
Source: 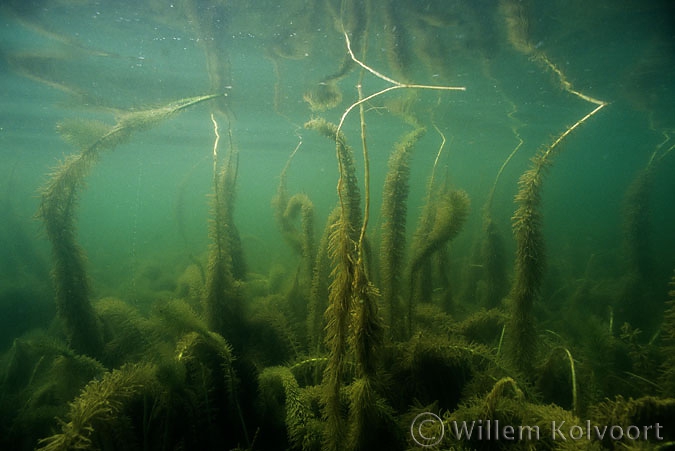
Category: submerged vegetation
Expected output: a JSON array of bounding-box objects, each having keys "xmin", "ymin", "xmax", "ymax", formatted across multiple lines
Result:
[{"xmin": 0, "ymin": 1, "xmax": 674, "ymax": 451}]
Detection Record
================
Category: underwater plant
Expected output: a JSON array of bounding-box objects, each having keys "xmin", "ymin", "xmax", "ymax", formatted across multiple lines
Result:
[
  {"xmin": 272, "ymin": 141, "xmax": 316, "ymax": 329},
  {"xmin": 302, "ymin": 0, "xmax": 368, "ymax": 113},
  {"xmin": 660, "ymin": 272, "xmax": 675, "ymax": 395},
  {"xmin": 307, "ymin": 209, "xmax": 340, "ymax": 356},
  {"xmin": 622, "ymin": 164, "xmax": 656, "ymax": 279},
  {"xmin": 258, "ymin": 365, "xmax": 321, "ymax": 451},
  {"xmin": 35, "ymin": 362, "xmax": 157, "ymax": 451},
  {"xmin": 1, "ymin": 2, "xmax": 673, "ymax": 451},
  {"xmin": 621, "ymin": 139, "xmax": 672, "ymax": 280},
  {"xmin": 408, "ymin": 186, "xmax": 470, "ymax": 336},
  {"xmin": 379, "ymin": 127, "xmax": 426, "ymax": 339},
  {"xmin": 446, "ymin": 376, "xmax": 601, "ymax": 451},
  {"xmin": 498, "ymin": 0, "xmax": 608, "ymax": 376},
  {"xmin": 305, "ymin": 117, "xmax": 363, "ymax": 450},
  {"xmin": 204, "ymin": 113, "xmax": 247, "ymax": 347},
  {"xmin": 39, "ymin": 94, "xmax": 224, "ymax": 358},
  {"xmin": 506, "ymin": 109, "xmax": 605, "ymax": 374}
]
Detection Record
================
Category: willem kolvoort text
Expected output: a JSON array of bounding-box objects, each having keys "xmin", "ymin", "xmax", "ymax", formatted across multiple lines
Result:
[{"xmin": 449, "ymin": 420, "xmax": 664, "ymax": 441}]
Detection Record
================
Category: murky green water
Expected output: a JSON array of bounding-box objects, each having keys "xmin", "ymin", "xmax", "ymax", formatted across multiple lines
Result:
[{"xmin": 1, "ymin": 1, "xmax": 674, "ymax": 450}]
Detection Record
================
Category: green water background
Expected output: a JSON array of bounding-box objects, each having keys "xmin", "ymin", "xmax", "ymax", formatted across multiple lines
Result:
[{"xmin": 0, "ymin": 0, "xmax": 673, "ymax": 349}]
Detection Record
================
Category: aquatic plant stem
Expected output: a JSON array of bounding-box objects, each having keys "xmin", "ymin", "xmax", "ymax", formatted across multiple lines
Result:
[
  {"xmin": 211, "ymin": 112, "xmax": 220, "ymax": 177},
  {"xmin": 336, "ymin": 31, "xmax": 466, "ymax": 137},
  {"xmin": 562, "ymin": 347, "xmax": 578, "ymax": 417},
  {"xmin": 544, "ymin": 102, "xmax": 607, "ymax": 160},
  {"xmin": 211, "ymin": 113, "xmax": 222, "ymax": 255},
  {"xmin": 40, "ymin": 93, "xmax": 223, "ymax": 358},
  {"xmin": 507, "ymin": 100, "xmax": 606, "ymax": 375},
  {"xmin": 427, "ymin": 123, "xmax": 449, "ymax": 203},
  {"xmin": 538, "ymin": 55, "xmax": 606, "ymax": 107},
  {"xmin": 486, "ymin": 136, "xmax": 522, "ymax": 214},
  {"xmin": 344, "ymin": 31, "xmax": 464, "ymax": 91},
  {"xmin": 356, "ymin": 83, "xmax": 369, "ymax": 262}
]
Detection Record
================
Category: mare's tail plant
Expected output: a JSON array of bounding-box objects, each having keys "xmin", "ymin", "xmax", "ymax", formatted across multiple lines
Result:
[
  {"xmin": 506, "ymin": 105, "xmax": 606, "ymax": 375},
  {"xmin": 39, "ymin": 93, "xmax": 224, "ymax": 358},
  {"xmin": 272, "ymin": 141, "xmax": 316, "ymax": 298},
  {"xmin": 500, "ymin": 0, "xmax": 607, "ymax": 375},
  {"xmin": 622, "ymin": 138, "xmax": 673, "ymax": 280},
  {"xmin": 379, "ymin": 127, "xmax": 426, "ymax": 340},
  {"xmin": 407, "ymin": 186, "xmax": 470, "ymax": 337},
  {"xmin": 204, "ymin": 114, "xmax": 246, "ymax": 346},
  {"xmin": 305, "ymin": 118, "xmax": 362, "ymax": 450}
]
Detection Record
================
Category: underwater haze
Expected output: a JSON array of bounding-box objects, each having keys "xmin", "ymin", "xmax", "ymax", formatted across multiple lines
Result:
[{"xmin": 1, "ymin": 1, "xmax": 674, "ymax": 450}]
